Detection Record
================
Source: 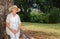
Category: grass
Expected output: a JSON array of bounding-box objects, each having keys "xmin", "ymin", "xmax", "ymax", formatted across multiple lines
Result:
[{"xmin": 22, "ymin": 22, "xmax": 60, "ymax": 37}]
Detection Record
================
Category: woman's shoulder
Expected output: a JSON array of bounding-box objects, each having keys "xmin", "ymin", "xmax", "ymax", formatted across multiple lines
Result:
[
  {"xmin": 16, "ymin": 14, "xmax": 20, "ymax": 17},
  {"xmin": 7, "ymin": 13, "xmax": 11, "ymax": 17}
]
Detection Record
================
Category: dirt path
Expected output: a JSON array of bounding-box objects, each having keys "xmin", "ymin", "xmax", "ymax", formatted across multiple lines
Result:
[{"xmin": 24, "ymin": 30, "xmax": 60, "ymax": 39}]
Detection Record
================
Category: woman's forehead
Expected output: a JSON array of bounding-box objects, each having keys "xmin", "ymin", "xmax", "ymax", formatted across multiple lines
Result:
[{"xmin": 12, "ymin": 7, "xmax": 18, "ymax": 9}]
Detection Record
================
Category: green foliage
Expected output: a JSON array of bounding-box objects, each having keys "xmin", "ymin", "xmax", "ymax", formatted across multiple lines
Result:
[
  {"xmin": 49, "ymin": 7, "xmax": 60, "ymax": 23},
  {"xmin": 18, "ymin": 12, "xmax": 30, "ymax": 22},
  {"xmin": 38, "ymin": 0, "xmax": 46, "ymax": 2},
  {"xmin": 19, "ymin": 14, "xmax": 25, "ymax": 22},
  {"xmin": 18, "ymin": 13, "xmax": 25, "ymax": 22},
  {"xmin": 14, "ymin": 0, "xmax": 60, "ymax": 23},
  {"xmin": 30, "ymin": 10, "xmax": 49, "ymax": 23}
]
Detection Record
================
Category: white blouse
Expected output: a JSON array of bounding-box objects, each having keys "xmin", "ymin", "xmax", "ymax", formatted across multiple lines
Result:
[{"xmin": 6, "ymin": 13, "xmax": 21, "ymax": 30}]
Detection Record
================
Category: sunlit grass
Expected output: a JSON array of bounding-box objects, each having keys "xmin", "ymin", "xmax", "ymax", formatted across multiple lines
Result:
[{"xmin": 22, "ymin": 22, "xmax": 60, "ymax": 37}]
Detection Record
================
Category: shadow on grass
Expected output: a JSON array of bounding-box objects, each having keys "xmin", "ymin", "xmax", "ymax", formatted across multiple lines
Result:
[{"xmin": 24, "ymin": 30, "xmax": 60, "ymax": 39}]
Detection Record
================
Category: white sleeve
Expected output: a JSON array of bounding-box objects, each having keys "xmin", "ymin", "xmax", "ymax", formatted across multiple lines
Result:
[
  {"xmin": 6, "ymin": 15, "xmax": 10, "ymax": 23},
  {"xmin": 18, "ymin": 16, "xmax": 21, "ymax": 24}
]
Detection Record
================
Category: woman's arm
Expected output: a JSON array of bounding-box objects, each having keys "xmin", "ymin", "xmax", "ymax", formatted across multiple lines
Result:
[
  {"xmin": 6, "ymin": 22, "xmax": 16, "ymax": 34},
  {"xmin": 6, "ymin": 22, "xmax": 11, "ymax": 30},
  {"xmin": 18, "ymin": 15, "xmax": 22, "ymax": 30},
  {"xmin": 18, "ymin": 23, "xmax": 22, "ymax": 30},
  {"xmin": 16, "ymin": 15, "xmax": 22, "ymax": 33},
  {"xmin": 16, "ymin": 23, "xmax": 22, "ymax": 33}
]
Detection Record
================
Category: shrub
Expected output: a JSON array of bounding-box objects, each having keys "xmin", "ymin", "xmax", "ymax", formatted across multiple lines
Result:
[
  {"xmin": 30, "ymin": 10, "xmax": 49, "ymax": 23},
  {"xmin": 18, "ymin": 13, "xmax": 25, "ymax": 22},
  {"xmin": 49, "ymin": 7, "xmax": 60, "ymax": 23}
]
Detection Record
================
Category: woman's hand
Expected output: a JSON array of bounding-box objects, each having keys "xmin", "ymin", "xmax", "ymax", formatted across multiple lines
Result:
[
  {"xmin": 11, "ymin": 29, "xmax": 20, "ymax": 34},
  {"xmin": 15, "ymin": 29, "xmax": 20, "ymax": 33},
  {"xmin": 6, "ymin": 22, "xmax": 17, "ymax": 34},
  {"xmin": 15, "ymin": 23, "xmax": 21, "ymax": 33},
  {"xmin": 9, "ymin": 28, "xmax": 17, "ymax": 34}
]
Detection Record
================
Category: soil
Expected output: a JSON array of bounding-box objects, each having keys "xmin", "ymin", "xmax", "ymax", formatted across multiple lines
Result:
[{"xmin": 24, "ymin": 30, "xmax": 60, "ymax": 39}]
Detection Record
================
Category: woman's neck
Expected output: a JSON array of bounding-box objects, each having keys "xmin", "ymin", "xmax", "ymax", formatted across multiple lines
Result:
[{"xmin": 11, "ymin": 12, "xmax": 16, "ymax": 17}]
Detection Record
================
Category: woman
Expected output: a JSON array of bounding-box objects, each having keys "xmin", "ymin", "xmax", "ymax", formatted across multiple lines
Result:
[{"xmin": 6, "ymin": 5, "xmax": 21, "ymax": 39}]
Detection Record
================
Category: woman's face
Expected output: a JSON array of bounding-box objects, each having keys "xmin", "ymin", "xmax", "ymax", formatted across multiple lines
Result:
[{"xmin": 12, "ymin": 8, "xmax": 18, "ymax": 14}]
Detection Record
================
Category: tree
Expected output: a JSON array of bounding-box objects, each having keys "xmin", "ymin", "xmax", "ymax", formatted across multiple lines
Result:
[
  {"xmin": 0, "ymin": 0, "xmax": 34, "ymax": 39},
  {"xmin": 0, "ymin": 0, "xmax": 14, "ymax": 39}
]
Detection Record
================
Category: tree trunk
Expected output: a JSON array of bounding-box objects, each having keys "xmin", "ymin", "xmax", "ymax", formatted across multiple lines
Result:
[
  {"xmin": 0, "ymin": 0, "xmax": 14, "ymax": 39},
  {"xmin": 0, "ymin": 0, "xmax": 35, "ymax": 39}
]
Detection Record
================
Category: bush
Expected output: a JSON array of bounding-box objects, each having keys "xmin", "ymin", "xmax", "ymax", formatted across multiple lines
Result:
[
  {"xmin": 18, "ymin": 12, "xmax": 30, "ymax": 22},
  {"xmin": 30, "ymin": 10, "xmax": 49, "ymax": 23},
  {"xmin": 49, "ymin": 7, "xmax": 60, "ymax": 23},
  {"xmin": 18, "ymin": 7, "xmax": 60, "ymax": 23},
  {"xmin": 18, "ymin": 12, "xmax": 25, "ymax": 22}
]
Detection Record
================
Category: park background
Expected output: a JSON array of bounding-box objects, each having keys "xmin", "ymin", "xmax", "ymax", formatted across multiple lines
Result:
[{"xmin": 14, "ymin": 0, "xmax": 60, "ymax": 39}]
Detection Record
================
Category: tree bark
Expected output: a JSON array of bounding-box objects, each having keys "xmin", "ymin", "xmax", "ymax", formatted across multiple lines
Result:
[{"xmin": 0, "ymin": 0, "xmax": 14, "ymax": 39}]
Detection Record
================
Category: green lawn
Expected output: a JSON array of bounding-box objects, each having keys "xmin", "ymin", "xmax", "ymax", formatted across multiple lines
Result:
[{"xmin": 22, "ymin": 22, "xmax": 60, "ymax": 37}]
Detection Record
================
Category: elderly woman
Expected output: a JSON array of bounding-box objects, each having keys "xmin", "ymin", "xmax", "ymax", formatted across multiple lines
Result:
[{"xmin": 6, "ymin": 5, "xmax": 21, "ymax": 39}]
